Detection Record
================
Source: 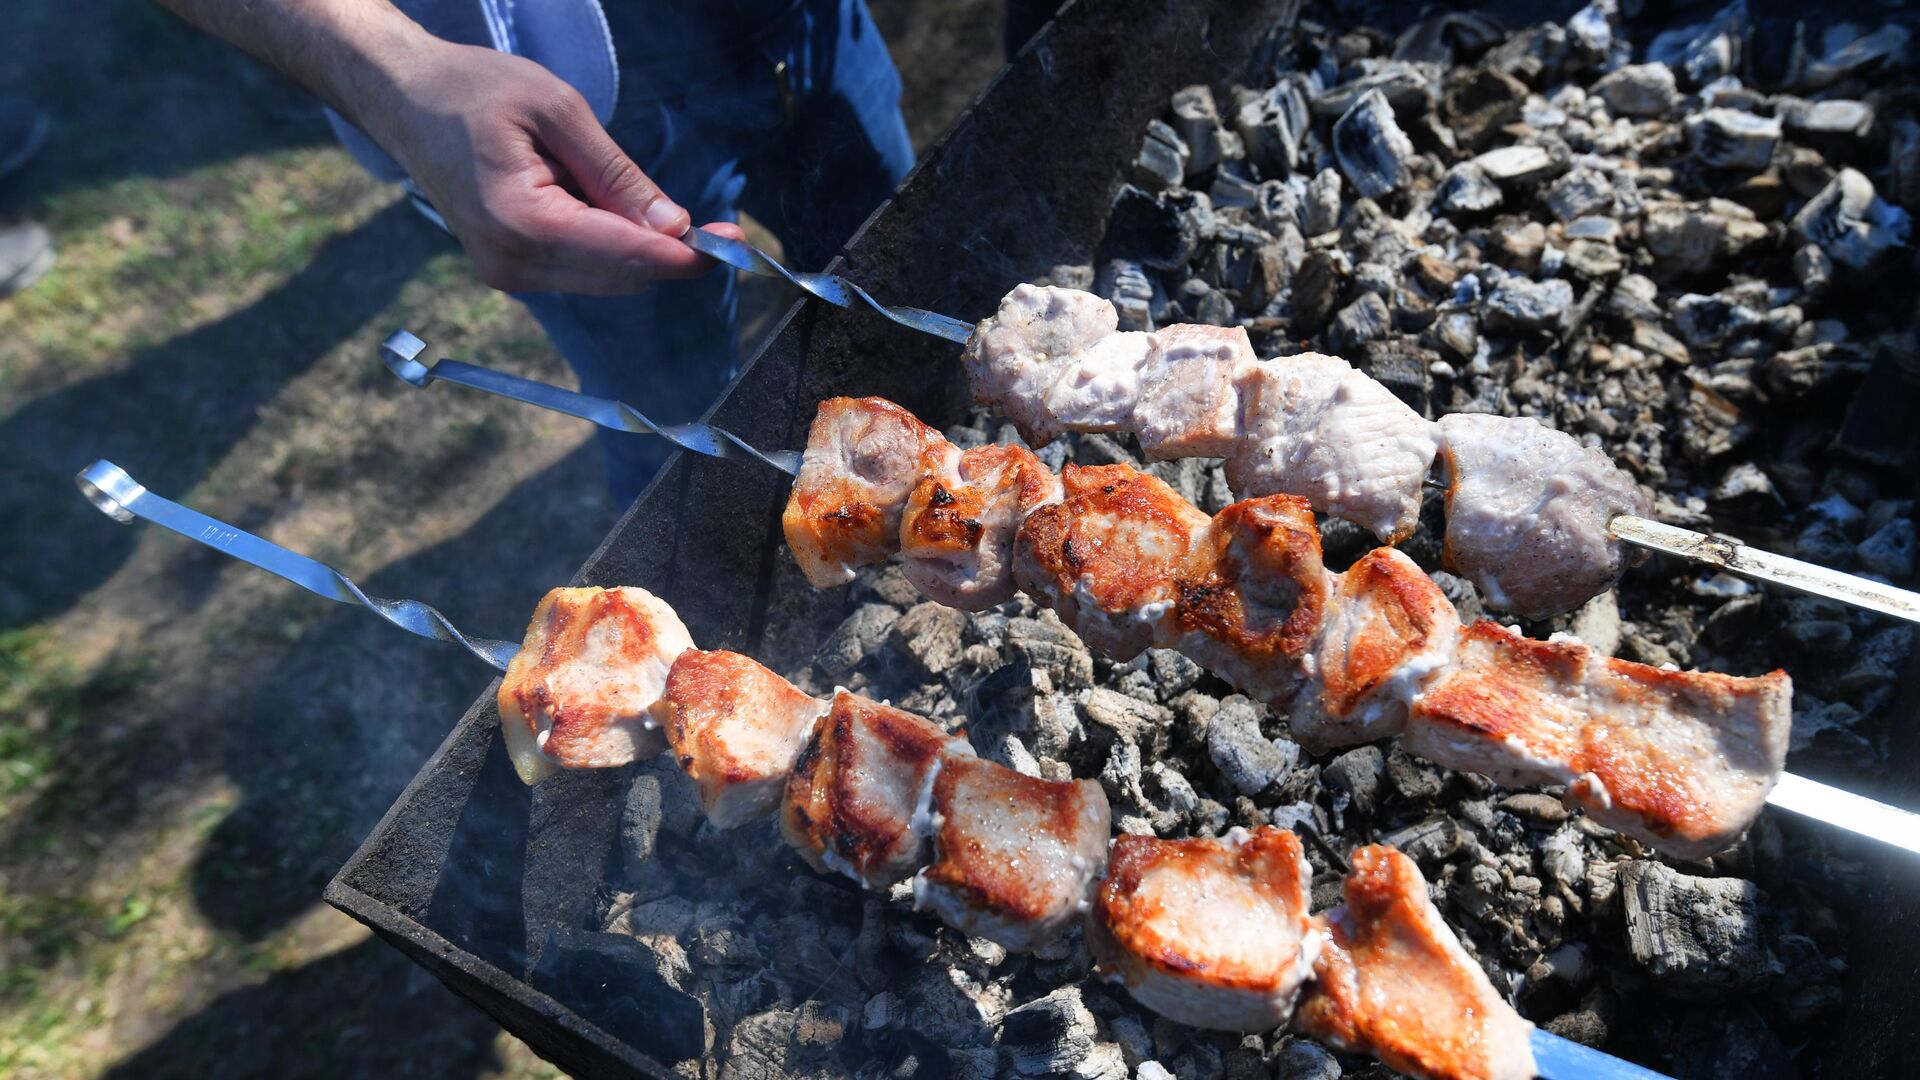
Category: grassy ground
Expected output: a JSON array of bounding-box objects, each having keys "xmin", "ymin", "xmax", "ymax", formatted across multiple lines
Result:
[{"xmin": 0, "ymin": 2, "xmax": 1000, "ymax": 1076}]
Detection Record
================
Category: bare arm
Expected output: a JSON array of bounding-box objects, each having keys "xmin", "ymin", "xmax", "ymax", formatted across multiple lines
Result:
[{"xmin": 153, "ymin": 0, "xmax": 741, "ymax": 294}]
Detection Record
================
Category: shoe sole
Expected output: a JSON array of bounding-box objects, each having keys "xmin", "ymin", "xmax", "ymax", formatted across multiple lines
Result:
[
  {"xmin": 0, "ymin": 241, "xmax": 55, "ymax": 296},
  {"xmin": 0, "ymin": 111, "xmax": 50, "ymax": 181}
]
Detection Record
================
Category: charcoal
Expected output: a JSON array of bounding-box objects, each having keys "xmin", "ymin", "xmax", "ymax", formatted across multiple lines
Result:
[
  {"xmin": 1332, "ymin": 89, "xmax": 1414, "ymax": 200},
  {"xmin": 1290, "ymin": 249, "xmax": 1346, "ymax": 333},
  {"xmin": 1791, "ymin": 167, "xmax": 1913, "ymax": 273},
  {"xmin": 1000, "ymin": 986, "xmax": 1106, "ymax": 1076},
  {"xmin": 1274, "ymin": 1040, "xmax": 1341, "ymax": 1080},
  {"xmin": 889, "ymin": 602, "xmax": 968, "ymax": 681},
  {"xmin": 1133, "ymin": 119, "xmax": 1189, "ymax": 192},
  {"xmin": 1592, "ymin": 63, "xmax": 1678, "ymax": 117},
  {"xmin": 1621, "ymin": 861, "xmax": 1776, "ymax": 993},
  {"xmin": 1330, "ymin": 291, "xmax": 1392, "ymax": 349},
  {"xmin": 1312, "ymin": 62, "xmax": 1433, "ymax": 118},
  {"xmin": 1670, "ymin": 1006, "xmax": 1795, "ymax": 1080},
  {"xmin": 1392, "ymin": 10, "xmax": 1505, "ymax": 66},
  {"xmin": 1104, "ymin": 186, "xmax": 1213, "ymax": 272},
  {"xmin": 534, "ymin": 928, "xmax": 710, "ymax": 1063},
  {"xmin": 1207, "ymin": 695, "xmax": 1297, "ymax": 795},
  {"xmin": 1687, "ymin": 108, "xmax": 1779, "ymax": 172},
  {"xmin": 1303, "ymin": 166, "xmax": 1342, "ymax": 235},
  {"xmin": 817, "ymin": 603, "xmax": 903, "ymax": 679},
  {"xmin": 1544, "ymin": 166, "xmax": 1615, "ymax": 222},
  {"xmin": 1785, "ymin": 98, "xmax": 1873, "ymax": 146},
  {"xmin": 1436, "ymin": 161, "xmax": 1503, "ymax": 213},
  {"xmin": 1234, "ymin": 77, "xmax": 1311, "ymax": 175},
  {"xmin": 1322, "ymin": 746, "xmax": 1386, "ymax": 819},
  {"xmin": 1169, "ymin": 84, "xmax": 1223, "ymax": 176},
  {"xmin": 1641, "ymin": 199, "xmax": 1768, "ymax": 280},
  {"xmin": 1473, "ymin": 143, "xmax": 1558, "ymax": 186},
  {"xmin": 1482, "ymin": 276, "xmax": 1573, "ymax": 333},
  {"xmin": 1858, "ymin": 517, "xmax": 1917, "ymax": 577},
  {"xmin": 1563, "ymin": 239, "xmax": 1623, "ymax": 278},
  {"xmin": 1794, "ymin": 23, "xmax": 1911, "ymax": 90},
  {"xmin": 1081, "ymin": 686, "xmax": 1170, "ymax": 752}
]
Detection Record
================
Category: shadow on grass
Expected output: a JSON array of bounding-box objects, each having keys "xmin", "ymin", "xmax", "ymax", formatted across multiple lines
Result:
[
  {"xmin": 183, "ymin": 444, "xmax": 609, "ymax": 942},
  {"xmin": 98, "ymin": 937, "xmax": 522, "ymax": 1080},
  {"xmin": 0, "ymin": 200, "xmax": 448, "ymax": 631}
]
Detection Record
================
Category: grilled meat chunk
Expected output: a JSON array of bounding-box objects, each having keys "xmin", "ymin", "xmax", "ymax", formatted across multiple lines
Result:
[
  {"xmin": 1298, "ymin": 845, "xmax": 1537, "ymax": 1080},
  {"xmin": 1090, "ymin": 827, "xmax": 1317, "ymax": 1032},
  {"xmin": 964, "ymin": 284, "xmax": 1120, "ymax": 445},
  {"xmin": 1170, "ymin": 494, "xmax": 1330, "ymax": 706},
  {"xmin": 662, "ymin": 650, "xmax": 828, "ymax": 828},
  {"xmin": 1014, "ymin": 464, "xmax": 1209, "ymax": 658},
  {"xmin": 1288, "ymin": 548, "xmax": 1460, "ymax": 754},
  {"xmin": 1227, "ymin": 354, "xmax": 1440, "ymax": 544},
  {"xmin": 914, "ymin": 755, "xmax": 1111, "ymax": 952},
  {"xmin": 901, "ymin": 443, "xmax": 1063, "ymax": 610},
  {"xmin": 1405, "ymin": 621, "xmax": 1791, "ymax": 858},
  {"xmin": 1437, "ymin": 413, "xmax": 1650, "ymax": 620},
  {"xmin": 1134, "ymin": 324, "xmax": 1259, "ymax": 459},
  {"xmin": 497, "ymin": 587, "xmax": 694, "ymax": 785},
  {"xmin": 784, "ymin": 397, "xmax": 958, "ymax": 588},
  {"xmin": 780, "ymin": 691, "xmax": 975, "ymax": 888}
]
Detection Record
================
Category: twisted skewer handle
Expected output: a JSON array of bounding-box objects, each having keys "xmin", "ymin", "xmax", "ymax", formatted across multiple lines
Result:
[
  {"xmin": 682, "ymin": 228, "xmax": 975, "ymax": 344},
  {"xmin": 74, "ymin": 462, "xmax": 519, "ymax": 672},
  {"xmin": 1530, "ymin": 1029, "xmax": 1672, "ymax": 1079},
  {"xmin": 381, "ymin": 332, "xmax": 802, "ymax": 476}
]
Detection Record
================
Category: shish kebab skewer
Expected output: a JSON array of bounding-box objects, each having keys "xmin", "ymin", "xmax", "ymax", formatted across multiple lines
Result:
[
  {"xmin": 585, "ymin": 235, "xmax": 1920, "ymax": 625},
  {"xmin": 71, "ymin": 462, "xmax": 1669, "ymax": 1080},
  {"xmin": 365, "ymin": 340, "xmax": 1920, "ymax": 859}
]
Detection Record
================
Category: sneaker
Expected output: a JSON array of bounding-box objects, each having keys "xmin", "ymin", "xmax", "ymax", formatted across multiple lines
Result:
[
  {"xmin": 0, "ymin": 222, "xmax": 54, "ymax": 296},
  {"xmin": 0, "ymin": 95, "xmax": 50, "ymax": 180}
]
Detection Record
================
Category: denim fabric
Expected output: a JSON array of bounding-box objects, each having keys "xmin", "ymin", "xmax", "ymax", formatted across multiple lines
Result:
[{"xmin": 517, "ymin": 0, "xmax": 913, "ymax": 506}]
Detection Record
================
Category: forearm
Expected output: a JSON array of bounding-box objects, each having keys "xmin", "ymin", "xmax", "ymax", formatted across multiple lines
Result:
[{"xmin": 151, "ymin": 0, "xmax": 432, "ymax": 142}]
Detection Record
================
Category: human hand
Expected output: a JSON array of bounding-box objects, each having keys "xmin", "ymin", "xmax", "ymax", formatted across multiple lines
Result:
[{"xmin": 363, "ymin": 38, "xmax": 742, "ymax": 294}]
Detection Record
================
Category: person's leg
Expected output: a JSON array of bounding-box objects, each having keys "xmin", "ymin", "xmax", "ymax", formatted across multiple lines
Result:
[{"xmin": 741, "ymin": 0, "xmax": 914, "ymax": 269}]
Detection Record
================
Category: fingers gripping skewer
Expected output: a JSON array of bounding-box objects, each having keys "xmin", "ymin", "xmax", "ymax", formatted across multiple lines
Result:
[
  {"xmin": 680, "ymin": 228, "xmax": 975, "ymax": 344},
  {"xmin": 380, "ymin": 332, "xmax": 802, "ymax": 476},
  {"xmin": 75, "ymin": 461, "xmax": 520, "ymax": 672}
]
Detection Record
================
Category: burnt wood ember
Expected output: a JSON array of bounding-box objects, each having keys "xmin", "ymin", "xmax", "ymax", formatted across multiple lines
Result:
[{"xmin": 330, "ymin": 2, "xmax": 1920, "ymax": 1078}]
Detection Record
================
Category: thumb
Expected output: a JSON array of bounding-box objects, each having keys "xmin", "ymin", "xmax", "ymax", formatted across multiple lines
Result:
[{"xmin": 534, "ymin": 96, "xmax": 690, "ymax": 236}]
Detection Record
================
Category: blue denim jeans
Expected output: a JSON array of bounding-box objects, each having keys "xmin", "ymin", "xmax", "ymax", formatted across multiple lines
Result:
[{"xmin": 517, "ymin": 0, "xmax": 914, "ymax": 506}]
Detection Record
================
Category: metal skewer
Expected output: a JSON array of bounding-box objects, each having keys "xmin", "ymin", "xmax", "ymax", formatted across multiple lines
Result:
[
  {"xmin": 1531, "ymin": 1029, "xmax": 1670, "ymax": 1080},
  {"xmin": 681, "ymin": 228, "xmax": 974, "ymax": 344},
  {"xmin": 380, "ymin": 332, "xmax": 800, "ymax": 475},
  {"xmin": 76, "ymin": 460, "xmax": 1920, "ymax": 859},
  {"xmin": 75, "ymin": 461, "xmax": 518, "ymax": 671}
]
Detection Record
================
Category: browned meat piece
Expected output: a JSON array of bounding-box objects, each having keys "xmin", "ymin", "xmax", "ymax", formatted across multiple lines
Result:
[
  {"xmin": 1437, "ymin": 413, "xmax": 1651, "ymax": 620},
  {"xmin": 780, "ymin": 691, "xmax": 975, "ymax": 887},
  {"xmin": 783, "ymin": 397, "xmax": 958, "ymax": 588},
  {"xmin": 1227, "ymin": 354, "xmax": 1441, "ymax": 544},
  {"xmin": 1089, "ymin": 827, "xmax": 1316, "ymax": 1032},
  {"xmin": 913, "ymin": 755, "xmax": 1111, "ymax": 952},
  {"xmin": 497, "ymin": 586, "xmax": 694, "ymax": 785},
  {"xmin": 1297, "ymin": 845, "xmax": 1536, "ymax": 1080},
  {"xmin": 1287, "ymin": 548, "xmax": 1460, "ymax": 754},
  {"xmin": 661, "ymin": 650, "xmax": 828, "ymax": 828},
  {"xmin": 1405, "ymin": 621, "xmax": 1791, "ymax": 858},
  {"xmin": 1013, "ymin": 464, "xmax": 1209, "ymax": 658},
  {"xmin": 900, "ymin": 443, "xmax": 1063, "ymax": 610},
  {"xmin": 1169, "ymin": 494, "xmax": 1331, "ymax": 707},
  {"xmin": 1134, "ymin": 324, "xmax": 1259, "ymax": 460},
  {"xmin": 963, "ymin": 284, "xmax": 1121, "ymax": 445}
]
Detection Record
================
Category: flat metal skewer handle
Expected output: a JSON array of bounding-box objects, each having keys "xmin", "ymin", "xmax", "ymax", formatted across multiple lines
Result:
[
  {"xmin": 381, "ymin": 331, "xmax": 802, "ymax": 476},
  {"xmin": 74, "ymin": 461, "xmax": 519, "ymax": 672},
  {"xmin": 682, "ymin": 227, "xmax": 975, "ymax": 344},
  {"xmin": 1611, "ymin": 515, "xmax": 1920, "ymax": 625}
]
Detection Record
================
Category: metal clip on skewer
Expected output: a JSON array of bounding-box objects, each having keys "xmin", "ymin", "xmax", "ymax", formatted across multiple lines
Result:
[
  {"xmin": 75, "ymin": 461, "xmax": 519, "ymax": 672},
  {"xmin": 381, "ymin": 332, "xmax": 801, "ymax": 475},
  {"xmin": 681, "ymin": 228, "xmax": 975, "ymax": 344}
]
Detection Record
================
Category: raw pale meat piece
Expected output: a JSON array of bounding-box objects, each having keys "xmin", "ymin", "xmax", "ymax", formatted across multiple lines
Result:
[
  {"xmin": 963, "ymin": 284, "xmax": 1120, "ymax": 445},
  {"xmin": 1228, "ymin": 354, "xmax": 1440, "ymax": 543},
  {"xmin": 1135, "ymin": 323, "xmax": 1258, "ymax": 459},
  {"xmin": 1437, "ymin": 413, "xmax": 1650, "ymax": 620},
  {"xmin": 1035, "ymin": 330, "xmax": 1158, "ymax": 444}
]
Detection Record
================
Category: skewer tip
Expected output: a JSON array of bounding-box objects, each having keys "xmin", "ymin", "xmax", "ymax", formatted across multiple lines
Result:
[
  {"xmin": 75, "ymin": 460, "xmax": 140, "ymax": 524},
  {"xmin": 381, "ymin": 330, "xmax": 434, "ymax": 388}
]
